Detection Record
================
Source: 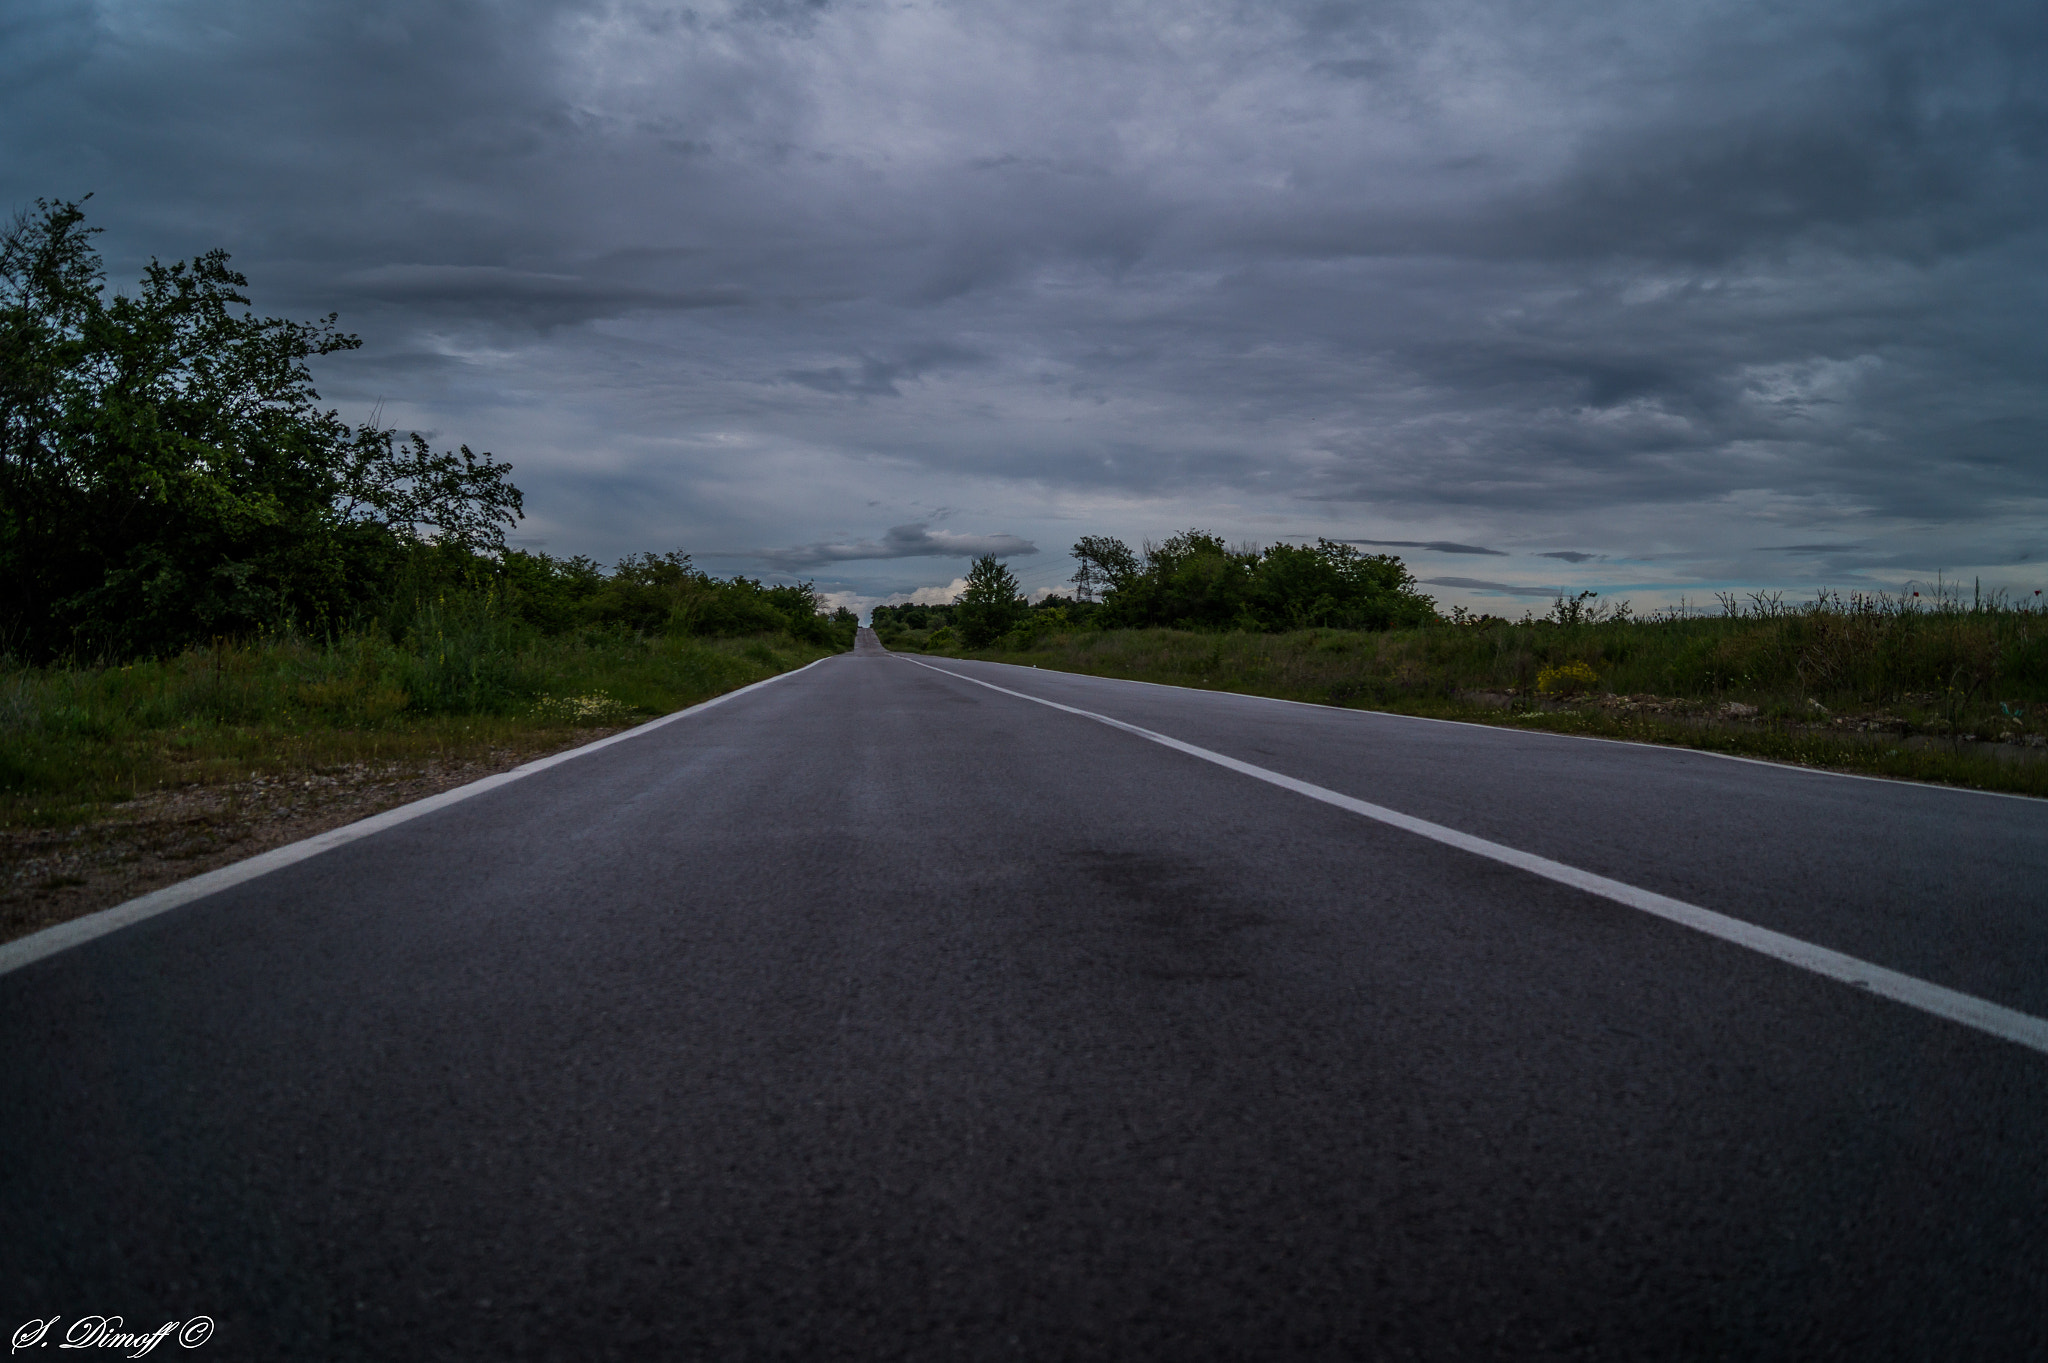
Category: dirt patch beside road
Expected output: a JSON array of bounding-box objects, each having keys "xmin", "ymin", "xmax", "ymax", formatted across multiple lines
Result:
[{"xmin": 1, "ymin": 731, "xmax": 623, "ymax": 949}]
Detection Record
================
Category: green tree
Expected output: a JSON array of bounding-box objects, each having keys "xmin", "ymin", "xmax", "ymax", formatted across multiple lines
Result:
[
  {"xmin": 1133, "ymin": 530, "xmax": 1255, "ymax": 629},
  {"xmin": 1247, "ymin": 539, "xmax": 1436, "ymax": 630},
  {"xmin": 0, "ymin": 198, "xmax": 521, "ymax": 659},
  {"xmin": 956, "ymin": 553, "xmax": 1025, "ymax": 647},
  {"xmin": 1073, "ymin": 527, "xmax": 1436, "ymax": 632},
  {"xmin": 572, "ymin": 552, "xmax": 838, "ymax": 642},
  {"xmin": 1070, "ymin": 534, "xmax": 1139, "ymax": 602}
]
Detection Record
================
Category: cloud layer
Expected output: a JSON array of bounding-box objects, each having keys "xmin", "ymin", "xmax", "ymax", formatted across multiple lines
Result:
[
  {"xmin": 758, "ymin": 522, "xmax": 1037, "ymax": 569},
  {"xmin": 1420, "ymin": 577, "xmax": 1566, "ymax": 600},
  {"xmin": 5, "ymin": 0, "xmax": 2043, "ymax": 608},
  {"xmin": 1346, "ymin": 540, "xmax": 1507, "ymax": 557}
]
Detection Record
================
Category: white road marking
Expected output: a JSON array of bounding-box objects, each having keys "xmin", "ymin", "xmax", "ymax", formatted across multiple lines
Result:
[
  {"xmin": 980, "ymin": 659, "xmax": 2043, "ymax": 802},
  {"xmin": 0, "ymin": 656, "xmax": 840, "ymax": 979},
  {"xmin": 904, "ymin": 657, "xmax": 2048, "ymax": 1058}
]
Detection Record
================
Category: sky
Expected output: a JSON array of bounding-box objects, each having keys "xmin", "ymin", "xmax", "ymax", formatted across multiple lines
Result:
[{"xmin": 5, "ymin": 0, "xmax": 2045, "ymax": 618}]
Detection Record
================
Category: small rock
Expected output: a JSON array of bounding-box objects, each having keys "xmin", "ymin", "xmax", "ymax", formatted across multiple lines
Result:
[{"xmin": 1722, "ymin": 702, "xmax": 1759, "ymax": 718}]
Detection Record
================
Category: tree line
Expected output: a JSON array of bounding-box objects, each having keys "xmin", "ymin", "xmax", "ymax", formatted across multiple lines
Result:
[
  {"xmin": 497, "ymin": 550, "xmax": 852, "ymax": 646},
  {"xmin": 0, "ymin": 199, "xmax": 848, "ymax": 661},
  {"xmin": 873, "ymin": 531, "xmax": 1438, "ymax": 648}
]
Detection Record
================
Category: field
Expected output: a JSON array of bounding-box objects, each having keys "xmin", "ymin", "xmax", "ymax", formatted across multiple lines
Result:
[
  {"xmin": 885, "ymin": 591, "xmax": 2048, "ymax": 799},
  {"xmin": 0, "ymin": 623, "xmax": 841, "ymax": 943}
]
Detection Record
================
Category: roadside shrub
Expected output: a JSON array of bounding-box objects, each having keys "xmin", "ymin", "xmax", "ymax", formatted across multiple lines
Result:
[
  {"xmin": 1070, "ymin": 532, "xmax": 1437, "ymax": 632},
  {"xmin": 1536, "ymin": 660, "xmax": 1601, "ymax": 696}
]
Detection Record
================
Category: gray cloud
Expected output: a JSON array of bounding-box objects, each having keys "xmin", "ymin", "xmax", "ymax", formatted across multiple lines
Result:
[
  {"xmin": 1538, "ymin": 552, "xmax": 1604, "ymax": 564},
  {"xmin": 783, "ymin": 360, "xmax": 914, "ymax": 398},
  {"xmin": 334, "ymin": 264, "xmax": 747, "ymax": 327},
  {"xmin": 4, "ymin": 0, "xmax": 2043, "ymax": 600},
  {"xmin": 1420, "ymin": 577, "xmax": 1564, "ymax": 599},
  {"xmin": 1345, "ymin": 539, "xmax": 1507, "ymax": 556},
  {"xmin": 756, "ymin": 523, "xmax": 1039, "ymax": 570},
  {"xmin": 781, "ymin": 344, "xmax": 984, "ymax": 398}
]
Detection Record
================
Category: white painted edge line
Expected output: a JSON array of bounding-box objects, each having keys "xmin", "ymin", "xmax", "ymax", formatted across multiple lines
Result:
[
  {"xmin": 919, "ymin": 654, "xmax": 2043, "ymax": 803},
  {"xmin": 0, "ymin": 654, "xmax": 842, "ymax": 979},
  {"xmin": 904, "ymin": 657, "xmax": 2048, "ymax": 1058}
]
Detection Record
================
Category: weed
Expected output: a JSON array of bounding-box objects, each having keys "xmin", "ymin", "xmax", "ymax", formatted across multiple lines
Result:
[
  {"xmin": 944, "ymin": 597, "xmax": 2048, "ymax": 797},
  {"xmin": 0, "ymin": 628, "xmax": 839, "ymax": 828},
  {"xmin": 1535, "ymin": 660, "xmax": 1600, "ymax": 696}
]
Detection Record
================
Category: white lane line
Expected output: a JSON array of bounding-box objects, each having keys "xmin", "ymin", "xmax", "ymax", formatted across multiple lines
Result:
[
  {"xmin": 944, "ymin": 657, "xmax": 2044, "ymax": 802},
  {"xmin": 0, "ymin": 655, "xmax": 841, "ymax": 979},
  {"xmin": 903, "ymin": 657, "xmax": 2048, "ymax": 1058}
]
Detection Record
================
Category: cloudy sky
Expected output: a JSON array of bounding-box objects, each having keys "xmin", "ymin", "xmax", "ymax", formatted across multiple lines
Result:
[{"xmin": 6, "ymin": 0, "xmax": 2044, "ymax": 615}]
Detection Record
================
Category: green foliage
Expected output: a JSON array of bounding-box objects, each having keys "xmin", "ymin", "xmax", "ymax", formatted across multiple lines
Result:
[
  {"xmin": 1069, "ymin": 534, "xmax": 1140, "ymax": 602},
  {"xmin": 869, "ymin": 600, "xmax": 979, "ymax": 651},
  {"xmin": 870, "ymin": 601, "xmax": 954, "ymax": 636},
  {"xmin": 1073, "ymin": 531, "xmax": 1437, "ymax": 632},
  {"xmin": 961, "ymin": 589, "xmax": 2048, "ymax": 795},
  {"xmin": 0, "ymin": 198, "xmax": 851, "ymax": 663},
  {"xmin": 0, "ymin": 626, "xmax": 840, "ymax": 821},
  {"xmin": 497, "ymin": 550, "xmax": 607, "ymax": 635},
  {"xmin": 1000, "ymin": 604, "xmax": 1070, "ymax": 650},
  {"xmin": 1249, "ymin": 540, "xmax": 1437, "ymax": 630},
  {"xmin": 1119, "ymin": 530, "xmax": 1250, "ymax": 630},
  {"xmin": 1535, "ymin": 660, "xmax": 1600, "ymax": 696},
  {"xmin": 1002, "ymin": 584, "xmax": 2048, "ymax": 711},
  {"xmin": 392, "ymin": 592, "xmax": 530, "ymax": 714},
  {"xmin": 489, "ymin": 549, "xmax": 848, "ymax": 648},
  {"xmin": 955, "ymin": 554, "xmax": 1025, "ymax": 647},
  {"xmin": 0, "ymin": 198, "xmax": 520, "ymax": 660}
]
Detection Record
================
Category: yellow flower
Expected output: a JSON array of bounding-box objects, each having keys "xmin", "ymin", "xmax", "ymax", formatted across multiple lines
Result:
[{"xmin": 1535, "ymin": 660, "xmax": 1600, "ymax": 696}]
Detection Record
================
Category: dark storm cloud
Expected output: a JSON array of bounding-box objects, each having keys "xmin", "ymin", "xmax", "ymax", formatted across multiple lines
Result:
[
  {"xmin": 332, "ymin": 265, "xmax": 749, "ymax": 329},
  {"xmin": 1420, "ymin": 578, "xmax": 1562, "ymax": 599},
  {"xmin": 781, "ymin": 343, "xmax": 986, "ymax": 398},
  {"xmin": 1344, "ymin": 540, "xmax": 1507, "ymax": 556},
  {"xmin": 784, "ymin": 360, "xmax": 914, "ymax": 398},
  {"xmin": 757, "ymin": 523, "xmax": 1038, "ymax": 569},
  {"xmin": 3, "ymin": 0, "xmax": 2044, "ymax": 592}
]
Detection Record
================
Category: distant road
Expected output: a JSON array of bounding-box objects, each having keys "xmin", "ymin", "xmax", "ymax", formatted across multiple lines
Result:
[{"xmin": 5, "ymin": 627, "xmax": 2046, "ymax": 1360}]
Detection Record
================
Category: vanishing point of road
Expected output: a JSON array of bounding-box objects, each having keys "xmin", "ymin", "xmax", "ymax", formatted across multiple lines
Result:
[{"xmin": 4, "ymin": 629, "xmax": 2045, "ymax": 1359}]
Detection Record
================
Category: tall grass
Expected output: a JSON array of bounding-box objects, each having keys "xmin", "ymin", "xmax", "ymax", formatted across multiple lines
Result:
[
  {"xmin": 0, "ymin": 606, "xmax": 838, "ymax": 824},
  {"xmin": 929, "ymin": 588, "xmax": 2048, "ymax": 797}
]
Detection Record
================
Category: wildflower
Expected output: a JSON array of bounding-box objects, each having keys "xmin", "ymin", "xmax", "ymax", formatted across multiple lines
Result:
[{"xmin": 1534, "ymin": 660, "xmax": 1600, "ymax": 696}]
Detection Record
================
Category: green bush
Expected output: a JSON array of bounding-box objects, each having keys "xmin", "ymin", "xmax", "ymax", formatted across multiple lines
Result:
[
  {"xmin": 1069, "ymin": 531, "xmax": 1437, "ymax": 632},
  {"xmin": 0, "ymin": 201, "xmax": 856, "ymax": 665},
  {"xmin": 0, "ymin": 200, "xmax": 521, "ymax": 661}
]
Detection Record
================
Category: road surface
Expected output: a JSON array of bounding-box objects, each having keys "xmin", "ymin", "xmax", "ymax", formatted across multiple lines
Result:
[{"xmin": 4, "ymin": 629, "xmax": 2045, "ymax": 1360}]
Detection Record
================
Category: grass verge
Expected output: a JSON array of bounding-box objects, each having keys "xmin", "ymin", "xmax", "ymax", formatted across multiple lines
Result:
[
  {"xmin": 899, "ymin": 623, "xmax": 2048, "ymax": 800},
  {"xmin": 1, "ymin": 630, "xmax": 840, "ymax": 945}
]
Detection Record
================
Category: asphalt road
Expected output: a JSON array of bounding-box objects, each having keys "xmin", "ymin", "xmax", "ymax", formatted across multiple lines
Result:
[{"xmin": 4, "ymin": 629, "xmax": 2046, "ymax": 1360}]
